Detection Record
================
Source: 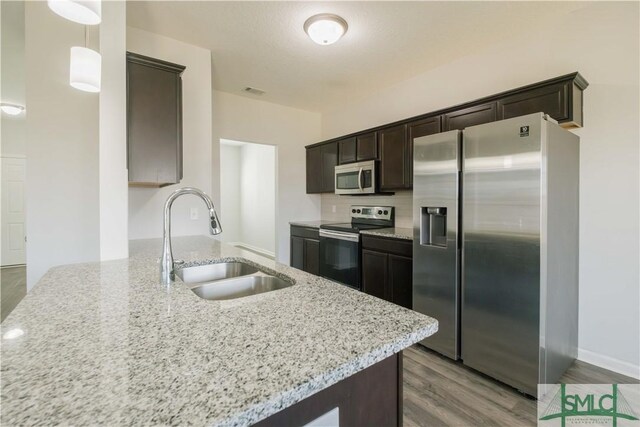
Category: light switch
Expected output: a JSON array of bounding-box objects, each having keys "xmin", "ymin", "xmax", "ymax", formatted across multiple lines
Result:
[{"xmin": 190, "ymin": 207, "xmax": 199, "ymax": 220}]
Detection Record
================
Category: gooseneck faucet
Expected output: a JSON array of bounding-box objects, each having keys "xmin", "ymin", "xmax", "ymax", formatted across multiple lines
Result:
[{"xmin": 160, "ymin": 187, "xmax": 222, "ymax": 285}]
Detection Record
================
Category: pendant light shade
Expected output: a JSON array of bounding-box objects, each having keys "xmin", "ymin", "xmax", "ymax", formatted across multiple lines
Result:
[
  {"xmin": 48, "ymin": 0, "xmax": 101, "ymax": 25},
  {"xmin": 70, "ymin": 46, "xmax": 101, "ymax": 93}
]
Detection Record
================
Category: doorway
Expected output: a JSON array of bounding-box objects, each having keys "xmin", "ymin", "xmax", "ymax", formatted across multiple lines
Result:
[{"xmin": 219, "ymin": 139, "xmax": 276, "ymax": 259}]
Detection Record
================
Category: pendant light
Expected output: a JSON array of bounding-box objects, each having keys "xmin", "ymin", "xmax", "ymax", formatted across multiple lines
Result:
[
  {"xmin": 70, "ymin": 26, "xmax": 101, "ymax": 93},
  {"xmin": 304, "ymin": 14, "xmax": 348, "ymax": 45},
  {"xmin": 47, "ymin": 0, "xmax": 101, "ymax": 25}
]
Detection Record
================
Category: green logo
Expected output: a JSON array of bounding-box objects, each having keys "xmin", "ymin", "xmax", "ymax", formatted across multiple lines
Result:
[{"xmin": 539, "ymin": 384, "xmax": 639, "ymax": 427}]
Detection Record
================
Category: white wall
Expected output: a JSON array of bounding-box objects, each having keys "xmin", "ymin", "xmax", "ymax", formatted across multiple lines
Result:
[
  {"xmin": 127, "ymin": 27, "xmax": 213, "ymax": 240},
  {"xmin": 99, "ymin": 1, "xmax": 128, "ymax": 261},
  {"xmin": 1, "ymin": 0, "xmax": 26, "ymax": 158},
  {"xmin": 219, "ymin": 140, "xmax": 276, "ymax": 256},
  {"xmin": 219, "ymin": 143, "xmax": 242, "ymax": 243},
  {"xmin": 212, "ymin": 91, "xmax": 321, "ymax": 263},
  {"xmin": 24, "ymin": 1, "xmax": 100, "ymax": 289},
  {"xmin": 321, "ymin": 2, "xmax": 640, "ymax": 375},
  {"xmin": 239, "ymin": 142, "xmax": 276, "ymax": 254}
]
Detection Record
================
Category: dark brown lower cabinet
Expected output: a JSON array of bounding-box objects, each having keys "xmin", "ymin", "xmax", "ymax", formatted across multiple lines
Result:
[
  {"xmin": 255, "ymin": 352, "xmax": 402, "ymax": 427},
  {"xmin": 290, "ymin": 226, "xmax": 320, "ymax": 275},
  {"xmin": 362, "ymin": 235, "xmax": 413, "ymax": 309}
]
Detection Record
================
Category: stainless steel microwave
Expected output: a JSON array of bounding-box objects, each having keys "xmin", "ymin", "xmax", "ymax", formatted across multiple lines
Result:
[{"xmin": 335, "ymin": 160, "xmax": 377, "ymax": 195}]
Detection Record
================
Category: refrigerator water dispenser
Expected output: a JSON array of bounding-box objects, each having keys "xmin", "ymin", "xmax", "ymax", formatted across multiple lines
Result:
[{"xmin": 420, "ymin": 207, "xmax": 447, "ymax": 247}]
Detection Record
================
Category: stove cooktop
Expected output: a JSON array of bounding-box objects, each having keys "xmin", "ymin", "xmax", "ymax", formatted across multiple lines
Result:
[{"xmin": 320, "ymin": 222, "xmax": 389, "ymax": 233}]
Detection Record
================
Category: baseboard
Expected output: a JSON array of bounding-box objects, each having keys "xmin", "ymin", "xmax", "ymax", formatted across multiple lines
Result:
[
  {"xmin": 228, "ymin": 242, "xmax": 275, "ymax": 260},
  {"xmin": 578, "ymin": 348, "xmax": 640, "ymax": 380}
]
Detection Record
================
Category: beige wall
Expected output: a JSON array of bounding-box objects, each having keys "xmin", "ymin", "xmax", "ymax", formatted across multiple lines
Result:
[
  {"xmin": 1, "ymin": 0, "xmax": 26, "ymax": 158},
  {"xmin": 127, "ymin": 27, "xmax": 213, "ymax": 240},
  {"xmin": 320, "ymin": 2, "xmax": 639, "ymax": 375},
  {"xmin": 99, "ymin": 1, "xmax": 128, "ymax": 261},
  {"xmin": 24, "ymin": 1, "xmax": 101, "ymax": 289},
  {"xmin": 212, "ymin": 91, "xmax": 322, "ymax": 264}
]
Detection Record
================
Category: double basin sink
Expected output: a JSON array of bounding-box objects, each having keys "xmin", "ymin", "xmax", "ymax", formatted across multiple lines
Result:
[{"xmin": 176, "ymin": 261, "xmax": 295, "ymax": 301}]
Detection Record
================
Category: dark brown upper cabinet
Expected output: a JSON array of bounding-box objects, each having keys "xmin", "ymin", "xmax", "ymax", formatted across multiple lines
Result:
[
  {"xmin": 356, "ymin": 132, "xmax": 378, "ymax": 161},
  {"xmin": 338, "ymin": 137, "xmax": 357, "ymax": 164},
  {"xmin": 497, "ymin": 80, "xmax": 584, "ymax": 127},
  {"xmin": 444, "ymin": 102, "xmax": 497, "ymax": 131},
  {"xmin": 306, "ymin": 141, "xmax": 338, "ymax": 193},
  {"xmin": 407, "ymin": 116, "xmax": 441, "ymax": 186},
  {"xmin": 306, "ymin": 72, "xmax": 588, "ymax": 190},
  {"xmin": 379, "ymin": 124, "xmax": 408, "ymax": 191},
  {"xmin": 127, "ymin": 52, "xmax": 185, "ymax": 187}
]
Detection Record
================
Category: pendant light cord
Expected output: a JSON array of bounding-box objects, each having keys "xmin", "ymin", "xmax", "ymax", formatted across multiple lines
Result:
[{"xmin": 84, "ymin": 25, "xmax": 88, "ymax": 48}]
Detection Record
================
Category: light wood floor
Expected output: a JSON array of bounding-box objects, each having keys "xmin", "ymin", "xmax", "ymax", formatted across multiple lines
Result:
[
  {"xmin": 403, "ymin": 345, "xmax": 638, "ymax": 427},
  {"xmin": 1, "ymin": 265, "xmax": 26, "ymax": 323}
]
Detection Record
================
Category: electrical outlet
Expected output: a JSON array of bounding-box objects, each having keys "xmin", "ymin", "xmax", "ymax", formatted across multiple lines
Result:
[
  {"xmin": 332, "ymin": 205, "xmax": 336, "ymax": 213},
  {"xmin": 190, "ymin": 207, "xmax": 199, "ymax": 220}
]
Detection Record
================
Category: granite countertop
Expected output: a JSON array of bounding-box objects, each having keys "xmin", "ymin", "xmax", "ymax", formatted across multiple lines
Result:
[
  {"xmin": 288, "ymin": 220, "xmax": 334, "ymax": 228},
  {"xmin": 1, "ymin": 236, "xmax": 436, "ymax": 426},
  {"xmin": 360, "ymin": 227, "xmax": 414, "ymax": 241}
]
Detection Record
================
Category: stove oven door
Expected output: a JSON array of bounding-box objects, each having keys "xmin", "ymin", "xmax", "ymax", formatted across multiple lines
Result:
[{"xmin": 319, "ymin": 229, "xmax": 361, "ymax": 289}]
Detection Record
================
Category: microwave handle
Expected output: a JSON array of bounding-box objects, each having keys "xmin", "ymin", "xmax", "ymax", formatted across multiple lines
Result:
[{"xmin": 358, "ymin": 168, "xmax": 363, "ymax": 192}]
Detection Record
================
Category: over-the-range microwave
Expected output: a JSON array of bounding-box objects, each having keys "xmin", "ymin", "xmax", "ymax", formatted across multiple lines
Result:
[{"xmin": 334, "ymin": 160, "xmax": 377, "ymax": 195}]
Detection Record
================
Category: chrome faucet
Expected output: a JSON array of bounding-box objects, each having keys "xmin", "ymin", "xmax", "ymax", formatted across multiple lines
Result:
[{"xmin": 160, "ymin": 187, "xmax": 222, "ymax": 285}]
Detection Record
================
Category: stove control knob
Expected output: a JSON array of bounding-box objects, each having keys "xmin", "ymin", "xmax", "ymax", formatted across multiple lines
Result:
[
  {"xmin": 378, "ymin": 210, "xmax": 383, "ymax": 215},
  {"xmin": 383, "ymin": 210, "xmax": 389, "ymax": 215},
  {"xmin": 352, "ymin": 209, "xmax": 356, "ymax": 213},
  {"xmin": 356, "ymin": 209, "xmax": 361, "ymax": 213}
]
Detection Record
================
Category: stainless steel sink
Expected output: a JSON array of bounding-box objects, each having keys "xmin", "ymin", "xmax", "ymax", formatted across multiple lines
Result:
[
  {"xmin": 189, "ymin": 275, "xmax": 294, "ymax": 301},
  {"xmin": 175, "ymin": 261, "xmax": 295, "ymax": 301},
  {"xmin": 176, "ymin": 262, "xmax": 259, "ymax": 284}
]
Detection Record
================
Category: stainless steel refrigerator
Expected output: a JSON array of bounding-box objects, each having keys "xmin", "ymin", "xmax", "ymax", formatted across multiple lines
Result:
[{"xmin": 413, "ymin": 113, "xmax": 579, "ymax": 396}]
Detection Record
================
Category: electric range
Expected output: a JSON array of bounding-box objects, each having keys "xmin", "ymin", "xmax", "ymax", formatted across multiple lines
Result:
[{"xmin": 318, "ymin": 205, "xmax": 394, "ymax": 289}]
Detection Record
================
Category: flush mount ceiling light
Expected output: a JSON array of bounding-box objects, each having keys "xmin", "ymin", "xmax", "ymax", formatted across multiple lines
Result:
[
  {"xmin": 47, "ymin": 0, "xmax": 101, "ymax": 25},
  {"xmin": 304, "ymin": 14, "xmax": 348, "ymax": 45},
  {"xmin": 70, "ymin": 46, "xmax": 101, "ymax": 92},
  {"xmin": 0, "ymin": 103, "xmax": 26, "ymax": 116}
]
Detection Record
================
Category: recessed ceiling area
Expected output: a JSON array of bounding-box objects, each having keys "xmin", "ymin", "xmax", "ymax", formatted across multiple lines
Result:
[{"xmin": 126, "ymin": 1, "xmax": 585, "ymax": 113}]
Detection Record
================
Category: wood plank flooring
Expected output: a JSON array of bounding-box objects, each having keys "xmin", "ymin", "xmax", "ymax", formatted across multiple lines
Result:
[
  {"xmin": 403, "ymin": 345, "xmax": 638, "ymax": 427},
  {"xmin": 0, "ymin": 265, "xmax": 26, "ymax": 322}
]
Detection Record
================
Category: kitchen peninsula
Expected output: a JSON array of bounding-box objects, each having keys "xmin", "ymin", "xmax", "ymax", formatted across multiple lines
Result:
[{"xmin": 1, "ymin": 236, "xmax": 437, "ymax": 426}]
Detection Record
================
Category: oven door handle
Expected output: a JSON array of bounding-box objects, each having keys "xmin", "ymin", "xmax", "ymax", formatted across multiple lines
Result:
[
  {"xmin": 319, "ymin": 229, "xmax": 360, "ymax": 242},
  {"xmin": 358, "ymin": 168, "xmax": 363, "ymax": 192}
]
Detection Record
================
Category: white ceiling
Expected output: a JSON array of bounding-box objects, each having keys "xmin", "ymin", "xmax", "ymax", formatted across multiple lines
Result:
[{"xmin": 126, "ymin": 1, "xmax": 584, "ymax": 113}]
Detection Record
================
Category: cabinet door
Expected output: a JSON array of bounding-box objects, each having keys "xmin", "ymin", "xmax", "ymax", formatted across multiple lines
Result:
[
  {"xmin": 321, "ymin": 142, "xmax": 338, "ymax": 193},
  {"xmin": 338, "ymin": 137, "xmax": 357, "ymax": 164},
  {"xmin": 306, "ymin": 146, "xmax": 323, "ymax": 194},
  {"xmin": 303, "ymin": 239, "xmax": 320, "ymax": 275},
  {"xmin": 356, "ymin": 132, "xmax": 378, "ymax": 161},
  {"xmin": 291, "ymin": 236, "xmax": 304, "ymax": 270},
  {"xmin": 444, "ymin": 102, "xmax": 497, "ymax": 131},
  {"xmin": 127, "ymin": 53, "xmax": 185, "ymax": 187},
  {"xmin": 362, "ymin": 249, "xmax": 388, "ymax": 300},
  {"xmin": 407, "ymin": 116, "xmax": 441, "ymax": 186},
  {"xmin": 497, "ymin": 82, "xmax": 570, "ymax": 123},
  {"xmin": 388, "ymin": 254, "xmax": 413, "ymax": 309},
  {"xmin": 379, "ymin": 124, "xmax": 408, "ymax": 190}
]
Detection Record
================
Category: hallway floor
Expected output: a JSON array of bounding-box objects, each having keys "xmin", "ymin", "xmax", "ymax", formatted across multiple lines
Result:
[{"xmin": 1, "ymin": 265, "xmax": 26, "ymax": 322}]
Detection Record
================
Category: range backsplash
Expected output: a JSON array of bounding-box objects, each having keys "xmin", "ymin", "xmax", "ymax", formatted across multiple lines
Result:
[{"xmin": 320, "ymin": 190, "xmax": 413, "ymax": 228}]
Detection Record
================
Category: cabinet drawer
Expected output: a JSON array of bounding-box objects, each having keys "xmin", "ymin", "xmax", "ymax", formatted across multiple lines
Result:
[
  {"xmin": 291, "ymin": 226, "xmax": 320, "ymax": 240},
  {"xmin": 362, "ymin": 235, "xmax": 412, "ymax": 257}
]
